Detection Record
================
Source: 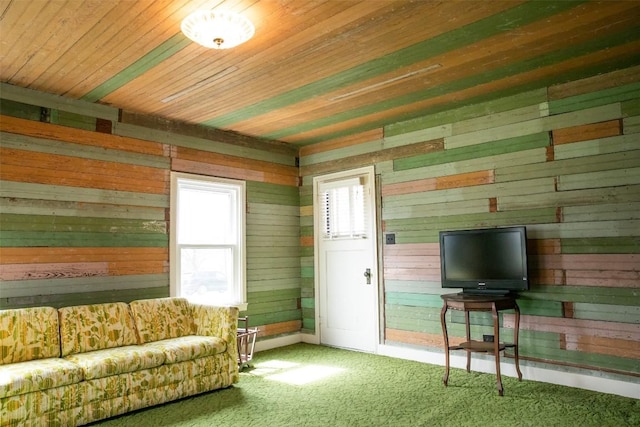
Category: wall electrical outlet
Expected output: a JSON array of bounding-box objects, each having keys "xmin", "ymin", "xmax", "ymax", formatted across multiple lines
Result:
[
  {"xmin": 385, "ymin": 233, "xmax": 396, "ymax": 245},
  {"xmin": 483, "ymin": 334, "xmax": 495, "ymax": 343}
]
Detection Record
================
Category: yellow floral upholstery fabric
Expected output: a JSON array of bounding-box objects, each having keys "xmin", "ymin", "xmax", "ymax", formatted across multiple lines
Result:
[
  {"xmin": 142, "ymin": 335, "xmax": 226, "ymax": 364},
  {"xmin": 129, "ymin": 298, "xmax": 195, "ymax": 344},
  {"xmin": 0, "ymin": 307, "xmax": 60, "ymax": 364},
  {"xmin": 0, "ymin": 298, "xmax": 239, "ymax": 427},
  {"xmin": 58, "ymin": 302, "xmax": 138, "ymax": 357},
  {"xmin": 0, "ymin": 358, "xmax": 82, "ymax": 398},
  {"xmin": 64, "ymin": 345, "xmax": 166, "ymax": 380}
]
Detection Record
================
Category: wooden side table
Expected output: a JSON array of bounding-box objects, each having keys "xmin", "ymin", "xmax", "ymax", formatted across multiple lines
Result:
[{"xmin": 440, "ymin": 292, "xmax": 522, "ymax": 396}]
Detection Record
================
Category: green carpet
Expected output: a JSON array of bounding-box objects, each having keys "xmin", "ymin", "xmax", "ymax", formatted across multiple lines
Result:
[{"xmin": 95, "ymin": 343, "xmax": 639, "ymax": 427}]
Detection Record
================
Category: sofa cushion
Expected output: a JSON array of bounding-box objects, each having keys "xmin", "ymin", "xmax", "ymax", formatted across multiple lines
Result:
[
  {"xmin": 0, "ymin": 358, "xmax": 83, "ymax": 398},
  {"xmin": 0, "ymin": 307, "xmax": 60, "ymax": 364},
  {"xmin": 64, "ymin": 345, "xmax": 166, "ymax": 380},
  {"xmin": 143, "ymin": 335, "xmax": 227, "ymax": 364},
  {"xmin": 58, "ymin": 302, "xmax": 139, "ymax": 357},
  {"xmin": 129, "ymin": 297, "xmax": 195, "ymax": 344}
]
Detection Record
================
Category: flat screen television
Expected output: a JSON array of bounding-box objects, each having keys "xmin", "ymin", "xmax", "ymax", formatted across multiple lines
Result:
[{"xmin": 439, "ymin": 226, "xmax": 529, "ymax": 295}]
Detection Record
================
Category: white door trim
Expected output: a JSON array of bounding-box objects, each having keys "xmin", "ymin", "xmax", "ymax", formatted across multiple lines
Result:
[{"xmin": 313, "ymin": 165, "xmax": 379, "ymax": 352}]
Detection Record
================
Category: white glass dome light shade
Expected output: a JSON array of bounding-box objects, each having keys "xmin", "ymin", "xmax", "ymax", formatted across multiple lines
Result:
[{"xmin": 181, "ymin": 11, "xmax": 255, "ymax": 49}]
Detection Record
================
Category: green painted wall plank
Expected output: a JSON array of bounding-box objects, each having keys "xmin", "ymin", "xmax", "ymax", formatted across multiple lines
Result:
[
  {"xmin": 525, "ymin": 285, "xmax": 639, "ymax": 306},
  {"xmin": 561, "ymin": 237, "xmax": 640, "ymax": 254},
  {"xmin": 554, "ymin": 134, "xmax": 637, "ymax": 161},
  {"xmin": 386, "ymin": 89, "xmax": 549, "ymax": 137},
  {"xmin": 115, "ymin": 122, "xmax": 295, "ymax": 167},
  {"xmin": 0, "ymin": 181, "xmax": 168, "ymax": 208},
  {"xmin": 520, "ymin": 346, "xmax": 639, "ymax": 374},
  {"xmin": 0, "ymin": 231, "xmax": 168, "ymax": 247},
  {"xmin": 0, "ymin": 286, "xmax": 168, "ymax": 310},
  {"xmin": 247, "ymin": 181, "xmax": 300, "ymax": 206},
  {"xmin": 549, "ymin": 82, "xmax": 640, "ymax": 115},
  {"xmin": 384, "ymin": 147, "xmax": 546, "ymax": 185},
  {"xmin": 241, "ymin": 310, "xmax": 302, "ymax": 327},
  {"xmin": 1, "ymin": 82, "xmax": 118, "ymax": 121},
  {"xmin": 51, "ymin": 110, "xmax": 96, "ymax": 131},
  {"xmin": 1, "ymin": 274, "xmax": 168, "ymax": 298},
  {"xmin": 572, "ymin": 303, "xmax": 640, "ymax": 323},
  {"xmin": 497, "ymin": 149, "xmax": 639, "ymax": 183},
  {"xmin": 394, "ymin": 132, "xmax": 549, "ymax": 171},
  {"xmin": 499, "ymin": 185, "xmax": 640, "ymax": 212},
  {"xmin": 558, "ymin": 167, "xmax": 640, "ymax": 191},
  {"xmin": 0, "ymin": 99, "xmax": 42, "ymax": 121},
  {"xmin": 0, "ymin": 197, "xmax": 166, "ymax": 220},
  {"xmin": 0, "ymin": 213, "xmax": 166, "ymax": 234},
  {"xmin": 384, "ymin": 207, "xmax": 557, "ymax": 231},
  {"xmin": 385, "ymin": 292, "xmax": 442, "ymax": 308},
  {"xmin": 384, "ymin": 177, "xmax": 555, "ymax": 209}
]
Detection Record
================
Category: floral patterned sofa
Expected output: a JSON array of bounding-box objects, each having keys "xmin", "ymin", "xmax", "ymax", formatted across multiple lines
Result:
[{"xmin": 0, "ymin": 297, "xmax": 239, "ymax": 427}]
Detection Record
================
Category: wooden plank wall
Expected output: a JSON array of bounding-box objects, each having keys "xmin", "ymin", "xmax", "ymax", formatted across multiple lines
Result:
[
  {"xmin": 299, "ymin": 66, "xmax": 640, "ymax": 378},
  {"xmin": 0, "ymin": 86, "xmax": 302, "ymax": 341}
]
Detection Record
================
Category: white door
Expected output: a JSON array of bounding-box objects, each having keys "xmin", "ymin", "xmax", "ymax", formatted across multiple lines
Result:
[{"xmin": 314, "ymin": 166, "xmax": 378, "ymax": 353}]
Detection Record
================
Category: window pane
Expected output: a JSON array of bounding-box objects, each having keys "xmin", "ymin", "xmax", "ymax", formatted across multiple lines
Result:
[
  {"xmin": 180, "ymin": 247, "xmax": 233, "ymax": 303},
  {"xmin": 178, "ymin": 186, "xmax": 235, "ymax": 244},
  {"xmin": 321, "ymin": 182, "xmax": 367, "ymax": 239}
]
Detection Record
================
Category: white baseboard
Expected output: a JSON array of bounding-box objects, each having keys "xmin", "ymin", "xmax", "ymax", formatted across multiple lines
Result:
[
  {"xmin": 251, "ymin": 335, "xmax": 639, "ymax": 399},
  {"xmin": 377, "ymin": 344, "xmax": 640, "ymax": 400}
]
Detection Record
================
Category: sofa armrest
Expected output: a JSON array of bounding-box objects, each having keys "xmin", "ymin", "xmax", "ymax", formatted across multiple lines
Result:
[{"xmin": 190, "ymin": 305, "xmax": 239, "ymax": 359}]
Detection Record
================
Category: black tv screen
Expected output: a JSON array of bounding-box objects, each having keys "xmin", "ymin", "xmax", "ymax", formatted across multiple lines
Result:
[{"xmin": 439, "ymin": 226, "xmax": 529, "ymax": 295}]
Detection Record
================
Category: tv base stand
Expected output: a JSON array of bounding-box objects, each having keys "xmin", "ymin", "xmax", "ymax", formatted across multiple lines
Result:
[{"xmin": 440, "ymin": 293, "xmax": 522, "ymax": 396}]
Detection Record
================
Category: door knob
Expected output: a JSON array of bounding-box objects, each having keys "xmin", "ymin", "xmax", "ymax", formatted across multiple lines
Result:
[{"xmin": 364, "ymin": 268, "xmax": 372, "ymax": 285}]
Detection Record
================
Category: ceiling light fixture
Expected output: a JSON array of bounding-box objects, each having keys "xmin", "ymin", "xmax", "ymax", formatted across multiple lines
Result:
[{"xmin": 181, "ymin": 10, "xmax": 254, "ymax": 49}]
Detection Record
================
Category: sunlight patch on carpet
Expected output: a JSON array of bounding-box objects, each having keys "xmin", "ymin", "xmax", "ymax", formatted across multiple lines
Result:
[{"xmin": 249, "ymin": 359, "xmax": 346, "ymax": 385}]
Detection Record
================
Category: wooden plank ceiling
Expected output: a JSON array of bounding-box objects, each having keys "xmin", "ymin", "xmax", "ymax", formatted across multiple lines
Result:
[{"xmin": 1, "ymin": 0, "xmax": 639, "ymax": 147}]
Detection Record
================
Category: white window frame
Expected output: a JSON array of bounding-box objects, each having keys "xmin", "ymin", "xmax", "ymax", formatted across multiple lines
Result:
[{"xmin": 170, "ymin": 172, "xmax": 247, "ymax": 310}]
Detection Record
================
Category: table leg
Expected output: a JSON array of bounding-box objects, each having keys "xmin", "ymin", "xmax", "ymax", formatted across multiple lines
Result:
[
  {"xmin": 492, "ymin": 303, "xmax": 503, "ymax": 396},
  {"xmin": 440, "ymin": 303, "xmax": 450, "ymax": 387},
  {"xmin": 465, "ymin": 309, "xmax": 471, "ymax": 373},
  {"xmin": 514, "ymin": 302, "xmax": 522, "ymax": 381}
]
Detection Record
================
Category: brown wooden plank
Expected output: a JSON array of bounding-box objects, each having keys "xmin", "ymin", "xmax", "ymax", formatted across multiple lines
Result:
[
  {"xmin": 566, "ymin": 270, "xmax": 639, "ymax": 288},
  {"xmin": 300, "ymin": 236, "xmax": 313, "ymax": 247},
  {"xmin": 382, "ymin": 178, "xmax": 437, "ymax": 197},
  {"xmin": 0, "ymin": 260, "xmax": 167, "ymax": 279},
  {"xmin": 553, "ymin": 120, "xmax": 623, "ymax": 145},
  {"xmin": 0, "ymin": 262, "xmax": 109, "ymax": 280},
  {"xmin": 171, "ymin": 158, "xmax": 298, "ymax": 187},
  {"xmin": 258, "ymin": 319, "xmax": 303, "ymax": 338},
  {"xmin": 548, "ymin": 65, "xmax": 640, "ymax": 100},
  {"xmin": 535, "ymin": 254, "xmax": 639, "ymax": 271},
  {"xmin": 0, "ymin": 115, "xmax": 168, "ymax": 156},
  {"xmin": 436, "ymin": 170, "xmax": 495, "ymax": 190},
  {"xmin": 564, "ymin": 335, "xmax": 640, "ymax": 359},
  {"xmin": 0, "ymin": 147, "xmax": 168, "ymax": 194},
  {"xmin": 383, "ymin": 243, "xmax": 440, "ymax": 257},
  {"xmin": 0, "ymin": 247, "xmax": 168, "ymax": 264},
  {"xmin": 530, "ymin": 238, "xmax": 561, "ymax": 255},
  {"xmin": 173, "ymin": 146, "xmax": 298, "ymax": 177},
  {"xmin": 299, "ymin": 128, "xmax": 383, "ymax": 157},
  {"xmin": 385, "ymin": 328, "xmax": 460, "ymax": 348},
  {"xmin": 504, "ymin": 314, "xmax": 640, "ymax": 341},
  {"xmin": 120, "ymin": 110, "xmax": 298, "ymax": 157}
]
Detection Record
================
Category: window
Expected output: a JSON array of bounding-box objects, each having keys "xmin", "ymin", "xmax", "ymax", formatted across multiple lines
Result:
[
  {"xmin": 170, "ymin": 172, "xmax": 246, "ymax": 308},
  {"xmin": 319, "ymin": 177, "xmax": 369, "ymax": 240}
]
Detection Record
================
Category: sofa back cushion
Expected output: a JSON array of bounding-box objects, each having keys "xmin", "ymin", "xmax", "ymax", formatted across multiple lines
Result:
[
  {"xmin": 58, "ymin": 302, "xmax": 138, "ymax": 357},
  {"xmin": 129, "ymin": 297, "xmax": 195, "ymax": 344},
  {"xmin": 0, "ymin": 307, "xmax": 60, "ymax": 364}
]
